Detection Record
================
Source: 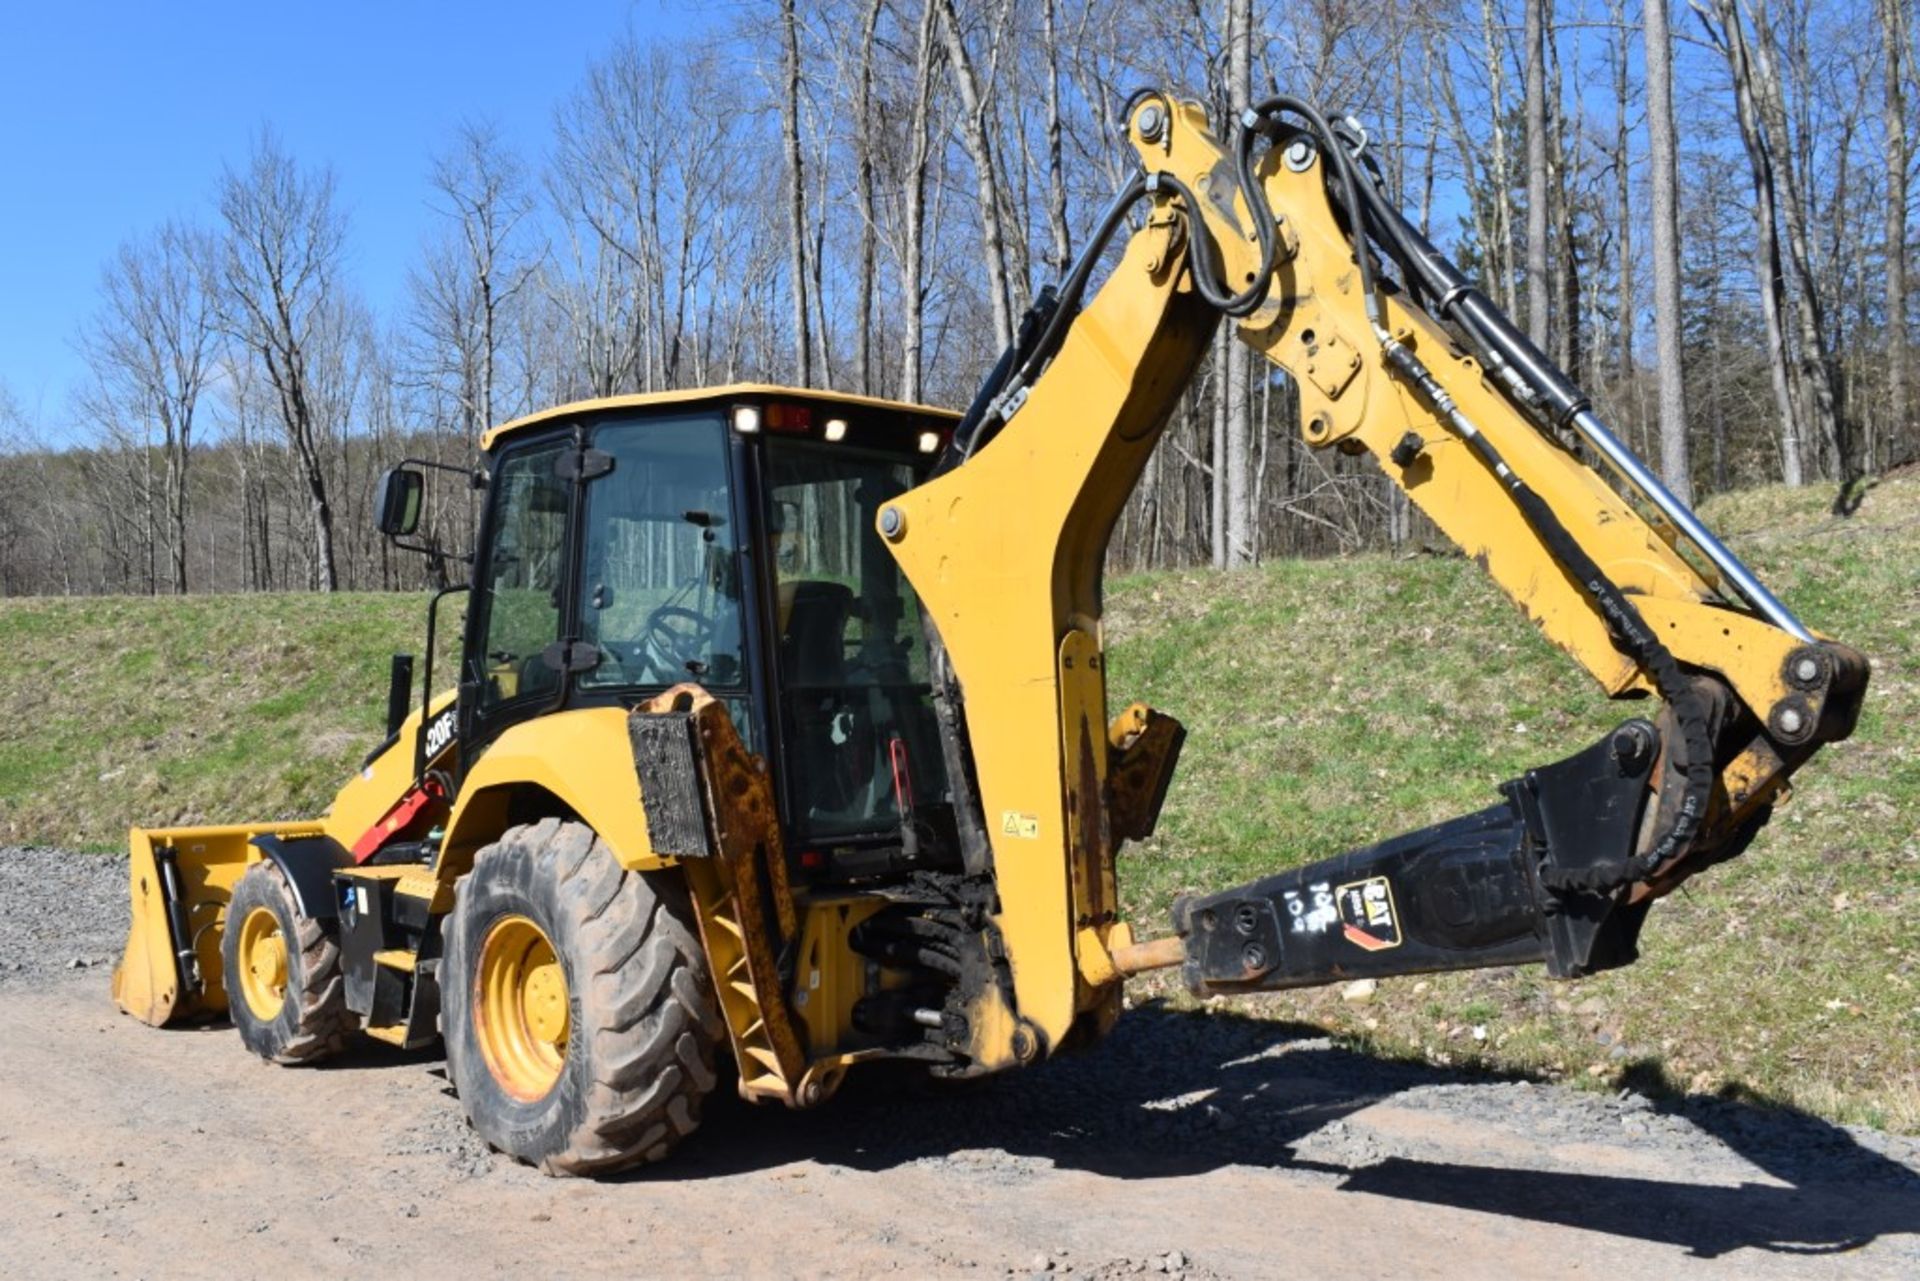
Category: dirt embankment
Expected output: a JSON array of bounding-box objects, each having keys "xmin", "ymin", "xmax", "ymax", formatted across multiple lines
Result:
[{"xmin": 3, "ymin": 846, "xmax": 1919, "ymax": 1277}]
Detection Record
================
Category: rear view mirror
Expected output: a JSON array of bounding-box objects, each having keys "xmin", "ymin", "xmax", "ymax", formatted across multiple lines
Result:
[{"xmin": 376, "ymin": 467, "xmax": 425, "ymax": 538}]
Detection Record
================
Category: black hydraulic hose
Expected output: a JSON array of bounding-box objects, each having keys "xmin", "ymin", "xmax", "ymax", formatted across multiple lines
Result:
[
  {"xmin": 1148, "ymin": 109, "xmax": 1279, "ymax": 318},
  {"xmin": 1349, "ymin": 173, "xmax": 1591, "ymax": 429},
  {"xmin": 853, "ymin": 934, "xmax": 964, "ymax": 980},
  {"xmin": 1490, "ymin": 443, "xmax": 1715, "ymax": 889},
  {"xmin": 1376, "ymin": 333, "xmax": 1715, "ymax": 892},
  {"xmin": 1008, "ymin": 172, "xmax": 1151, "ymax": 391},
  {"xmin": 866, "ymin": 914, "xmax": 966, "ymax": 946},
  {"xmin": 943, "ymin": 176, "xmax": 1153, "ymax": 466},
  {"xmin": 1250, "ymin": 95, "xmax": 1385, "ymax": 327},
  {"xmin": 955, "ymin": 94, "xmax": 1281, "ymax": 457}
]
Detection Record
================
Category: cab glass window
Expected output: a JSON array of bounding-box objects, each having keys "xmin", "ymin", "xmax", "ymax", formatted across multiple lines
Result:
[
  {"xmin": 476, "ymin": 439, "xmax": 570, "ymax": 710},
  {"xmin": 577, "ymin": 413, "xmax": 746, "ymax": 691},
  {"xmin": 763, "ymin": 439, "xmax": 947, "ymax": 838}
]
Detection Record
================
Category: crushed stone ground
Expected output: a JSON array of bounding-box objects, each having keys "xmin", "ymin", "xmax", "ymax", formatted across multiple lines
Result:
[{"xmin": 2, "ymin": 844, "xmax": 1915, "ymax": 1277}]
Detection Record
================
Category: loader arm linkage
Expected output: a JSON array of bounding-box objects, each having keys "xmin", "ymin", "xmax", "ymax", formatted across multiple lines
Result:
[{"xmin": 881, "ymin": 92, "xmax": 1866, "ymax": 1042}]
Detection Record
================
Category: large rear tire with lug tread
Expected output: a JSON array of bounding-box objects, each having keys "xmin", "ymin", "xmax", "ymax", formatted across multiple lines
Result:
[
  {"xmin": 222, "ymin": 860, "xmax": 355, "ymax": 1064},
  {"xmin": 442, "ymin": 818, "xmax": 724, "ymax": 1176}
]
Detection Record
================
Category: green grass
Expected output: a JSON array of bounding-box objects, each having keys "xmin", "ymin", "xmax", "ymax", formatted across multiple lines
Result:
[
  {"xmin": 1, "ymin": 472, "xmax": 1914, "ymax": 1130},
  {"xmin": 1107, "ymin": 471, "xmax": 1920, "ymax": 1132},
  {"xmin": 0, "ymin": 592, "xmax": 455, "ymax": 851}
]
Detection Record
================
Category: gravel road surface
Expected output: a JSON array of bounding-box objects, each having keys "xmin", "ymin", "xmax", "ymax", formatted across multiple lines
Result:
[{"xmin": 2, "ymin": 845, "xmax": 1916, "ymax": 1278}]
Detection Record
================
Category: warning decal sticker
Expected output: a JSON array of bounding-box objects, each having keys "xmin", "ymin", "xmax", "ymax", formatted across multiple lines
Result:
[{"xmin": 1337, "ymin": 876, "xmax": 1402, "ymax": 951}]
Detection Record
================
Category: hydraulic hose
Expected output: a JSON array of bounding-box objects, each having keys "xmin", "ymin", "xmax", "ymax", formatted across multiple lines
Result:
[{"xmin": 1375, "ymin": 336, "xmax": 1715, "ymax": 888}]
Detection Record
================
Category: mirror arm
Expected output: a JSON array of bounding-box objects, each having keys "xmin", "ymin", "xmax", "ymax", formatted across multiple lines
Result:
[
  {"xmin": 396, "ymin": 456, "xmax": 489, "ymax": 489},
  {"xmin": 387, "ymin": 534, "xmax": 474, "ymax": 566}
]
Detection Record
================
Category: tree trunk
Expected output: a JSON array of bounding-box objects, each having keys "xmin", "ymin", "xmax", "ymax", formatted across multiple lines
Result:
[
  {"xmin": 1879, "ymin": 0, "xmax": 1911, "ymax": 462},
  {"xmin": 1702, "ymin": 0, "xmax": 1805, "ymax": 485},
  {"xmin": 1747, "ymin": 0, "xmax": 1849, "ymax": 483},
  {"xmin": 1547, "ymin": 22, "xmax": 1581, "ymax": 379},
  {"xmin": 1645, "ymin": 0, "xmax": 1693, "ymax": 503},
  {"xmin": 1210, "ymin": 330, "xmax": 1228, "ymax": 569},
  {"xmin": 780, "ymin": 0, "xmax": 812, "ymax": 387},
  {"xmin": 1610, "ymin": 0, "xmax": 1634, "ymax": 389},
  {"xmin": 935, "ymin": 0, "xmax": 1015, "ymax": 352},
  {"xmin": 1224, "ymin": 0, "xmax": 1253, "ymax": 567},
  {"xmin": 899, "ymin": 0, "xmax": 940, "ymax": 402},
  {"xmin": 1524, "ymin": 0, "xmax": 1552, "ymax": 348},
  {"xmin": 1483, "ymin": 0, "xmax": 1518, "ymax": 312},
  {"xmin": 1041, "ymin": 0, "xmax": 1072, "ymax": 279},
  {"xmin": 855, "ymin": 0, "xmax": 883, "ymax": 396},
  {"xmin": 166, "ymin": 440, "xmax": 187, "ymax": 593}
]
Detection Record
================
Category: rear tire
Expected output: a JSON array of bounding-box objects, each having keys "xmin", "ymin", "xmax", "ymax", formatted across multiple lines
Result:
[
  {"xmin": 222, "ymin": 860, "xmax": 355, "ymax": 1064},
  {"xmin": 442, "ymin": 818, "xmax": 723, "ymax": 1176}
]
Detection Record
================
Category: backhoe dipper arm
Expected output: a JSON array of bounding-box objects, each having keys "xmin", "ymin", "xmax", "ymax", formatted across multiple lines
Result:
[{"xmin": 880, "ymin": 93, "xmax": 1866, "ymax": 1068}]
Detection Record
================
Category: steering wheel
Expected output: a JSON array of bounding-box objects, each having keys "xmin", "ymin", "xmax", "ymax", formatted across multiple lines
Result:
[{"xmin": 640, "ymin": 605, "xmax": 714, "ymax": 677}]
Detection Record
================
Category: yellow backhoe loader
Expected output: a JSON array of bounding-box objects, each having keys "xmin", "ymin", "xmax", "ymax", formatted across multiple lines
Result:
[{"xmin": 114, "ymin": 91, "xmax": 1867, "ymax": 1175}]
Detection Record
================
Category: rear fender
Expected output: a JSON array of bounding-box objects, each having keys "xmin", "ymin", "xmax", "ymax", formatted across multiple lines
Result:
[
  {"xmin": 438, "ymin": 707, "xmax": 668, "ymax": 881},
  {"xmin": 112, "ymin": 821, "xmax": 324, "ymax": 1027}
]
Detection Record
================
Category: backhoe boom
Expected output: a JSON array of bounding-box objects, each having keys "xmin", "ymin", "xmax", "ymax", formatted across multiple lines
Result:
[{"xmin": 880, "ymin": 91, "xmax": 1865, "ymax": 1027}]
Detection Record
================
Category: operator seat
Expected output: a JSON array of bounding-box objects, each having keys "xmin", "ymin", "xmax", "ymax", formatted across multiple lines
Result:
[
  {"xmin": 777, "ymin": 581, "xmax": 865, "ymax": 825},
  {"xmin": 779, "ymin": 581, "xmax": 854, "ymax": 687}
]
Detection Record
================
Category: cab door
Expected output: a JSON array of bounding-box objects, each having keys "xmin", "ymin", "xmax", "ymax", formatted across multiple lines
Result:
[{"xmin": 460, "ymin": 431, "xmax": 576, "ymax": 758}]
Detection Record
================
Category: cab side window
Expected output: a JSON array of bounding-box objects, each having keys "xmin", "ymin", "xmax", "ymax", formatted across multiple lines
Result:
[{"xmin": 475, "ymin": 441, "xmax": 570, "ymax": 710}]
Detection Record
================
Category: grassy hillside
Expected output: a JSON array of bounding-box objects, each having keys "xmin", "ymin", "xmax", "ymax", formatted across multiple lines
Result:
[
  {"xmin": 1111, "ymin": 472, "xmax": 1919, "ymax": 1131},
  {"xmin": 0, "ymin": 593, "xmax": 449, "ymax": 847},
  {"xmin": 1, "ymin": 474, "xmax": 1913, "ymax": 1129}
]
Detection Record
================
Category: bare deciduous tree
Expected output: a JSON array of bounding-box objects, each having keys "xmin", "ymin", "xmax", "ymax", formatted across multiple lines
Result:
[
  {"xmin": 216, "ymin": 133, "xmax": 350, "ymax": 590},
  {"xmin": 1524, "ymin": 0, "xmax": 1552, "ymax": 348},
  {"xmin": 1877, "ymin": 0, "xmax": 1911, "ymax": 459},
  {"xmin": 899, "ymin": 0, "xmax": 943, "ymax": 403},
  {"xmin": 780, "ymin": 0, "xmax": 814, "ymax": 386},
  {"xmin": 1646, "ymin": 0, "xmax": 1694, "ymax": 502},
  {"xmin": 936, "ymin": 0, "xmax": 1016, "ymax": 352},
  {"xmin": 1698, "ymin": 0, "xmax": 1806, "ymax": 485},
  {"xmin": 77, "ymin": 221, "xmax": 217, "ymax": 592}
]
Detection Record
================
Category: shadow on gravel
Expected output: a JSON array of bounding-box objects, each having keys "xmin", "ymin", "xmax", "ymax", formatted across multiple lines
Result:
[
  {"xmin": 652, "ymin": 1005, "xmax": 1920, "ymax": 1260},
  {"xmin": 1317, "ymin": 1059, "xmax": 1920, "ymax": 1258}
]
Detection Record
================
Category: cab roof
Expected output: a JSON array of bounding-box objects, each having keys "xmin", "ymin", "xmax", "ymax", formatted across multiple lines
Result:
[{"xmin": 482, "ymin": 383, "xmax": 961, "ymax": 451}]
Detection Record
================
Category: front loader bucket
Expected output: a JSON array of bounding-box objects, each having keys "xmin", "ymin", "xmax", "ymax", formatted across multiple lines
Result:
[{"xmin": 112, "ymin": 822, "xmax": 326, "ymax": 1027}]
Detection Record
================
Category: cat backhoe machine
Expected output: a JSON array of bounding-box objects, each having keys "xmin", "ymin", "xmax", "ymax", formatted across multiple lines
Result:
[{"xmin": 114, "ymin": 91, "xmax": 1866, "ymax": 1175}]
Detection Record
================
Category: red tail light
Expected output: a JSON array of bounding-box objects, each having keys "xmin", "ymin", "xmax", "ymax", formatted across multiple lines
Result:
[{"xmin": 765, "ymin": 403, "xmax": 813, "ymax": 434}]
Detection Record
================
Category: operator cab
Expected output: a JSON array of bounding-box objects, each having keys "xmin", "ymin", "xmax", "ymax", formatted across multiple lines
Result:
[{"xmin": 460, "ymin": 385, "xmax": 960, "ymax": 883}]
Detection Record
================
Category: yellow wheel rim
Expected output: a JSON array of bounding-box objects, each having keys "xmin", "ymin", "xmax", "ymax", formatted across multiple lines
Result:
[
  {"xmin": 236, "ymin": 905, "xmax": 288, "ymax": 1022},
  {"xmin": 475, "ymin": 915, "xmax": 570, "ymax": 1101}
]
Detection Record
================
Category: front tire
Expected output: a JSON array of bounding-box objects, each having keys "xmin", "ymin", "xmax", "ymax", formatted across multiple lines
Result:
[
  {"xmin": 222, "ymin": 860, "xmax": 355, "ymax": 1064},
  {"xmin": 442, "ymin": 818, "xmax": 723, "ymax": 1176}
]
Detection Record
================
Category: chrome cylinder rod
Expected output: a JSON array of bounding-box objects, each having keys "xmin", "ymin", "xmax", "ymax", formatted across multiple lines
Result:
[{"xmin": 1567, "ymin": 407, "xmax": 1813, "ymax": 643}]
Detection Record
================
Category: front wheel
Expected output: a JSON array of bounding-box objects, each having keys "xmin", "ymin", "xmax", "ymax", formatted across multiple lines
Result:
[
  {"xmin": 221, "ymin": 860, "xmax": 355, "ymax": 1064},
  {"xmin": 442, "ymin": 818, "xmax": 724, "ymax": 1176}
]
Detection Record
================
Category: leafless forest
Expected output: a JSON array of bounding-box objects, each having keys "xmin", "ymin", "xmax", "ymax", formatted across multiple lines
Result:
[{"xmin": 0, "ymin": 0, "xmax": 1912, "ymax": 597}]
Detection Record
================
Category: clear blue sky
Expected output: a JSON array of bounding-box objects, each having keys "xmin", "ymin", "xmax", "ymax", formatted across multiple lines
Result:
[{"xmin": 0, "ymin": 1, "xmax": 721, "ymax": 440}]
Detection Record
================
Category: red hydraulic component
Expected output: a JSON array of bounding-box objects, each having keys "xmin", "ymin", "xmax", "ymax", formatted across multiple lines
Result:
[{"xmin": 351, "ymin": 776, "xmax": 446, "ymax": 863}]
